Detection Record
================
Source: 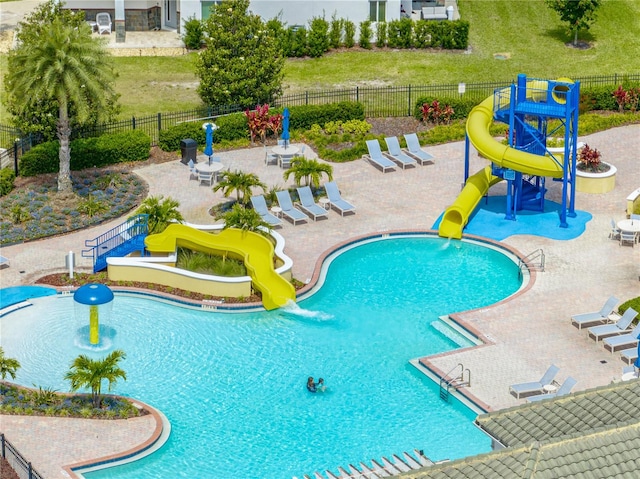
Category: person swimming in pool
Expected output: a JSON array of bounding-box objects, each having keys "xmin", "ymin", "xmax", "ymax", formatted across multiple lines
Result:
[
  {"xmin": 317, "ymin": 377, "xmax": 326, "ymax": 392},
  {"xmin": 307, "ymin": 376, "xmax": 317, "ymax": 393}
]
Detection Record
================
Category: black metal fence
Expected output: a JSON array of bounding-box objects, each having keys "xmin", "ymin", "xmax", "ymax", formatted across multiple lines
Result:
[
  {"xmin": 1, "ymin": 73, "xmax": 638, "ymax": 172},
  {"xmin": 0, "ymin": 434, "xmax": 45, "ymax": 479}
]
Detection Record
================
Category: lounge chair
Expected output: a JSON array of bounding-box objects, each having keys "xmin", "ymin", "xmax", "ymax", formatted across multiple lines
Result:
[
  {"xmin": 0, "ymin": 255, "xmax": 9, "ymax": 269},
  {"xmin": 571, "ymin": 295, "xmax": 620, "ymax": 330},
  {"xmin": 250, "ymin": 195, "xmax": 282, "ymax": 227},
  {"xmin": 587, "ymin": 307, "xmax": 637, "ymax": 342},
  {"xmin": 620, "ymin": 347, "xmax": 638, "ymax": 365},
  {"xmin": 96, "ymin": 12, "xmax": 112, "ymax": 35},
  {"xmin": 364, "ymin": 140, "xmax": 396, "ymax": 173},
  {"xmin": 527, "ymin": 376, "xmax": 577, "ymax": 402},
  {"xmin": 509, "ymin": 364, "xmax": 560, "ymax": 399},
  {"xmin": 275, "ymin": 190, "xmax": 307, "ymax": 225},
  {"xmin": 603, "ymin": 321, "xmax": 640, "ymax": 354},
  {"xmin": 404, "ymin": 133, "xmax": 435, "ymax": 165},
  {"xmin": 324, "ymin": 181, "xmax": 356, "ymax": 216},
  {"xmin": 296, "ymin": 186, "xmax": 328, "ymax": 222},
  {"xmin": 384, "ymin": 137, "xmax": 417, "ymax": 170}
]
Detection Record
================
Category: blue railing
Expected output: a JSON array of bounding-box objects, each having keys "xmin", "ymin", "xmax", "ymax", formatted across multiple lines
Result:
[{"xmin": 82, "ymin": 214, "xmax": 149, "ymax": 272}]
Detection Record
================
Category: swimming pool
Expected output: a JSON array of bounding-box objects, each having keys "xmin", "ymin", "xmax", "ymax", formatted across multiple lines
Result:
[
  {"xmin": 0, "ymin": 285, "xmax": 57, "ymax": 309},
  {"xmin": 1, "ymin": 236, "xmax": 523, "ymax": 478}
]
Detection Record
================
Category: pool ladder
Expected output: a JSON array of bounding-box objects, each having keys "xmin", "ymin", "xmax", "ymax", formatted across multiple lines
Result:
[
  {"xmin": 518, "ymin": 248, "xmax": 545, "ymax": 279},
  {"xmin": 439, "ymin": 363, "xmax": 471, "ymax": 402}
]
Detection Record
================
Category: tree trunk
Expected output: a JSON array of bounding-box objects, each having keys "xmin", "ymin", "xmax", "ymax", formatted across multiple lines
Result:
[
  {"xmin": 573, "ymin": 29, "xmax": 578, "ymax": 46},
  {"xmin": 57, "ymin": 103, "xmax": 73, "ymax": 193}
]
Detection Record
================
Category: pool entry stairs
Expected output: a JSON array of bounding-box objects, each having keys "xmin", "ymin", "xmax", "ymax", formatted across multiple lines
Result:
[
  {"xmin": 82, "ymin": 214, "xmax": 148, "ymax": 273},
  {"xmin": 439, "ymin": 363, "xmax": 471, "ymax": 402},
  {"xmin": 296, "ymin": 449, "xmax": 442, "ymax": 479}
]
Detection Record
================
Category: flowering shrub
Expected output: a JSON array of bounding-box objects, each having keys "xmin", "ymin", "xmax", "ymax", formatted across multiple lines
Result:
[
  {"xmin": 420, "ymin": 100, "xmax": 455, "ymax": 125},
  {"xmin": 244, "ymin": 104, "xmax": 283, "ymax": 145},
  {"xmin": 612, "ymin": 85, "xmax": 640, "ymax": 113},
  {"xmin": 577, "ymin": 143, "xmax": 607, "ymax": 173}
]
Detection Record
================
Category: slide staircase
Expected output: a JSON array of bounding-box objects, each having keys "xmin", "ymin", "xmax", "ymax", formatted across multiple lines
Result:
[{"xmin": 82, "ymin": 215, "xmax": 148, "ymax": 273}]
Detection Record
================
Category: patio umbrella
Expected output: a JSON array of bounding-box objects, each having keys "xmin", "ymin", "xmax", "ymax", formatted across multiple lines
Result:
[
  {"xmin": 635, "ymin": 333, "xmax": 640, "ymax": 369},
  {"xmin": 204, "ymin": 123, "xmax": 214, "ymax": 163},
  {"xmin": 281, "ymin": 108, "xmax": 290, "ymax": 148}
]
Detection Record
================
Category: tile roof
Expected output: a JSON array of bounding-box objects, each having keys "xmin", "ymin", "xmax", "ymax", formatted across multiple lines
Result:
[{"xmin": 397, "ymin": 379, "xmax": 640, "ymax": 479}]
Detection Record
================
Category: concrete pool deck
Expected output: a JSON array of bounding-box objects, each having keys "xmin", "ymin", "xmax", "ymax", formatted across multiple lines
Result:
[{"xmin": 0, "ymin": 125, "xmax": 638, "ymax": 477}]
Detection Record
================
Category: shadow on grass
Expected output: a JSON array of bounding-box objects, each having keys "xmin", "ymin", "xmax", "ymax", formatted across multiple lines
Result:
[{"xmin": 542, "ymin": 27, "xmax": 596, "ymax": 47}]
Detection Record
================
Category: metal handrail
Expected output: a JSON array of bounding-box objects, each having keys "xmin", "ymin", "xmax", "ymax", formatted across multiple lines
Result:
[{"xmin": 519, "ymin": 248, "xmax": 545, "ymax": 275}]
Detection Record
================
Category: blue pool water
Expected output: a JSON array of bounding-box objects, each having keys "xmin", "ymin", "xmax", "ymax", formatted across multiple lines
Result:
[
  {"xmin": 0, "ymin": 285, "xmax": 57, "ymax": 308},
  {"xmin": 1, "ymin": 237, "xmax": 522, "ymax": 479}
]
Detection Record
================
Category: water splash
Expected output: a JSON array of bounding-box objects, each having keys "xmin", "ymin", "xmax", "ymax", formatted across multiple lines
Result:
[
  {"xmin": 439, "ymin": 237, "xmax": 452, "ymax": 250},
  {"xmin": 73, "ymin": 325, "xmax": 117, "ymax": 351},
  {"xmin": 280, "ymin": 300, "xmax": 334, "ymax": 321}
]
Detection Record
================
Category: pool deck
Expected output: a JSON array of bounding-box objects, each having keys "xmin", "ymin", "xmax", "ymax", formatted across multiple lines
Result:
[{"xmin": 1, "ymin": 125, "xmax": 639, "ymax": 477}]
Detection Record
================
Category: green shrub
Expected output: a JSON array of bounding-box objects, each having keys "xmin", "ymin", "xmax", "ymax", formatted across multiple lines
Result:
[
  {"xmin": 359, "ymin": 20, "xmax": 372, "ymax": 49},
  {"xmin": 215, "ymin": 113, "xmax": 250, "ymax": 143},
  {"xmin": 328, "ymin": 15, "xmax": 342, "ymax": 49},
  {"xmin": 19, "ymin": 131, "xmax": 151, "ymax": 176},
  {"xmin": 375, "ymin": 22, "xmax": 387, "ymax": 47},
  {"xmin": 158, "ymin": 122, "xmax": 205, "ymax": 152},
  {"xmin": 414, "ymin": 20, "xmax": 469, "ymax": 50},
  {"xmin": 287, "ymin": 101, "xmax": 365, "ymax": 130},
  {"xmin": 266, "ymin": 17, "xmax": 288, "ymax": 54},
  {"xmin": 387, "ymin": 18, "xmax": 413, "ymax": 49},
  {"xmin": 413, "ymin": 21, "xmax": 433, "ymax": 48},
  {"xmin": 288, "ymin": 26, "xmax": 308, "ymax": 57},
  {"xmin": 308, "ymin": 17, "xmax": 330, "ymax": 58},
  {"xmin": 0, "ymin": 168, "xmax": 16, "ymax": 196},
  {"xmin": 344, "ymin": 20, "xmax": 356, "ymax": 48},
  {"xmin": 182, "ymin": 16, "xmax": 203, "ymax": 50}
]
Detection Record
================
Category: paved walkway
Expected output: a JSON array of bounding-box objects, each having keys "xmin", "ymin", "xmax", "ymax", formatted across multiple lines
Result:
[{"xmin": 1, "ymin": 127, "xmax": 639, "ymax": 477}]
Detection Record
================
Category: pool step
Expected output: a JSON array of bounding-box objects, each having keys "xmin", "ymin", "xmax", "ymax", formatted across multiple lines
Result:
[{"xmin": 295, "ymin": 449, "xmax": 434, "ymax": 479}]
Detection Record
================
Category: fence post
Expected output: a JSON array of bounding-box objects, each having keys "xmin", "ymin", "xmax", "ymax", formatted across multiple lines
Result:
[
  {"xmin": 157, "ymin": 112, "xmax": 162, "ymax": 137},
  {"xmin": 1, "ymin": 433, "xmax": 5, "ymax": 457},
  {"xmin": 356, "ymin": 86, "xmax": 359, "ymax": 103},
  {"xmin": 408, "ymin": 84, "xmax": 412, "ymax": 116},
  {"xmin": 305, "ymin": 91, "xmax": 308, "ymax": 105},
  {"xmin": 132, "ymin": 116, "xmax": 136, "ymax": 130},
  {"xmin": 13, "ymin": 139, "xmax": 19, "ymax": 176},
  {"xmin": 29, "ymin": 462, "xmax": 33, "ymax": 479}
]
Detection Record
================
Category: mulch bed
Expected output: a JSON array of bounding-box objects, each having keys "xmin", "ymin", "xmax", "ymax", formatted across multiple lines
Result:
[{"xmin": 0, "ymin": 457, "xmax": 21, "ymax": 479}]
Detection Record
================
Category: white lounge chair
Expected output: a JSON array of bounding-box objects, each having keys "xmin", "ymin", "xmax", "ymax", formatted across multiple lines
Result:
[
  {"xmin": 384, "ymin": 136, "xmax": 417, "ymax": 170},
  {"xmin": 603, "ymin": 321, "xmax": 640, "ymax": 354},
  {"xmin": 364, "ymin": 139, "xmax": 396, "ymax": 173},
  {"xmin": 275, "ymin": 190, "xmax": 307, "ymax": 225},
  {"xmin": 403, "ymin": 133, "xmax": 435, "ymax": 165},
  {"xmin": 96, "ymin": 12, "xmax": 112, "ymax": 35},
  {"xmin": 620, "ymin": 347, "xmax": 638, "ymax": 365},
  {"xmin": 509, "ymin": 364, "xmax": 560, "ymax": 399},
  {"xmin": 571, "ymin": 295, "xmax": 620, "ymax": 330},
  {"xmin": 587, "ymin": 307, "xmax": 637, "ymax": 342},
  {"xmin": 0, "ymin": 255, "xmax": 9, "ymax": 269},
  {"xmin": 296, "ymin": 186, "xmax": 328, "ymax": 222},
  {"xmin": 250, "ymin": 195, "xmax": 282, "ymax": 227},
  {"xmin": 324, "ymin": 181, "xmax": 356, "ymax": 216},
  {"xmin": 527, "ymin": 376, "xmax": 577, "ymax": 402}
]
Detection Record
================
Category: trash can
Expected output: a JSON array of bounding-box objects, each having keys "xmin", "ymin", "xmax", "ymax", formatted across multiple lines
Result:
[{"xmin": 180, "ymin": 138, "xmax": 198, "ymax": 165}]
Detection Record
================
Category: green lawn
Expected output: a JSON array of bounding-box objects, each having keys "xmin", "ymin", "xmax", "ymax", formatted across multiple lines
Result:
[{"xmin": 0, "ymin": 0, "xmax": 639, "ymax": 121}]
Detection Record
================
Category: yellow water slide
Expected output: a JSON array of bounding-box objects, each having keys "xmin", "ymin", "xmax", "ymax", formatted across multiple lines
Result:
[
  {"xmin": 145, "ymin": 224, "xmax": 295, "ymax": 310},
  {"xmin": 438, "ymin": 92, "xmax": 565, "ymax": 240}
]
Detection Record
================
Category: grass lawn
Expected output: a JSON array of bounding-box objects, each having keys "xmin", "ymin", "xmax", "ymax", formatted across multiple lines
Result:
[{"xmin": 0, "ymin": 0, "xmax": 638, "ymax": 120}]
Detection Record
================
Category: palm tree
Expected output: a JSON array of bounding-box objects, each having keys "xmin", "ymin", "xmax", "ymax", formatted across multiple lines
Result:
[
  {"xmin": 6, "ymin": 17, "xmax": 116, "ymax": 193},
  {"xmin": 214, "ymin": 170, "xmax": 266, "ymax": 205},
  {"xmin": 283, "ymin": 158, "xmax": 333, "ymax": 189},
  {"xmin": 222, "ymin": 203, "xmax": 271, "ymax": 236},
  {"xmin": 64, "ymin": 349, "xmax": 127, "ymax": 408},
  {"xmin": 0, "ymin": 347, "xmax": 21, "ymax": 380},
  {"xmin": 134, "ymin": 195, "xmax": 184, "ymax": 234}
]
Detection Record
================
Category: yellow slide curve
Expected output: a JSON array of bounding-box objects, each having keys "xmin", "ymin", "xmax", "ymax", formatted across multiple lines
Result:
[
  {"xmin": 438, "ymin": 92, "xmax": 565, "ymax": 240},
  {"xmin": 145, "ymin": 224, "xmax": 296, "ymax": 310}
]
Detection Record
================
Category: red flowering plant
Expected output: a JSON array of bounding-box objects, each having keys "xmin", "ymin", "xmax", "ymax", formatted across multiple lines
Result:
[
  {"xmin": 577, "ymin": 143, "xmax": 608, "ymax": 173},
  {"xmin": 420, "ymin": 100, "xmax": 454, "ymax": 125},
  {"xmin": 612, "ymin": 85, "xmax": 640, "ymax": 113},
  {"xmin": 244, "ymin": 104, "xmax": 282, "ymax": 145}
]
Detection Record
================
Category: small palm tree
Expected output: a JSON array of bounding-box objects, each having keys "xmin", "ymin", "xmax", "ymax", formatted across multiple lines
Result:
[
  {"xmin": 222, "ymin": 204, "xmax": 271, "ymax": 236},
  {"xmin": 64, "ymin": 349, "xmax": 127, "ymax": 408},
  {"xmin": 6, "ymin": 16, "xmax": 116, "ymax": 193},
  {"xmin": 283, "ymin": 158, "xmax": 333, "ymax": 189},
  {"xmin": 214, "ymin": 170, "xmax": 267, "ymax": 206},
  {"xmin": 0, "ymin": 347, "xmax": 21, "ymax": 380},
  {"xmin": 134, "ymin": 195, "xmax": 184, "ymax": 234}
]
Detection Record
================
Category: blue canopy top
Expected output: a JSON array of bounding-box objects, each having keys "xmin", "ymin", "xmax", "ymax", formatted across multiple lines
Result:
[{"xmin": 74, "ymin": 283, "xmax": 114, "ymax": 305}]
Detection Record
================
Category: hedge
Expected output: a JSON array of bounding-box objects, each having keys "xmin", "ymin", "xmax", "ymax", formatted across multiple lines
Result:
[
  {"xmin": 158, "ymin": 101, "xmax": 366, "ymax": 151},
  {"xmin": 19, "ymin": 130, "xmax": 151, "ymax": 177},
  {"xmin": 0, "ymin": 167, "xmax": 16, "ymax": 196}
]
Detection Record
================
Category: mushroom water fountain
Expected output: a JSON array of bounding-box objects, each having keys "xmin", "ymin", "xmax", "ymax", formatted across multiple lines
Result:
[{"xmin": 73, "ymin": 284, "xmax": 114, "ymax": 346}]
